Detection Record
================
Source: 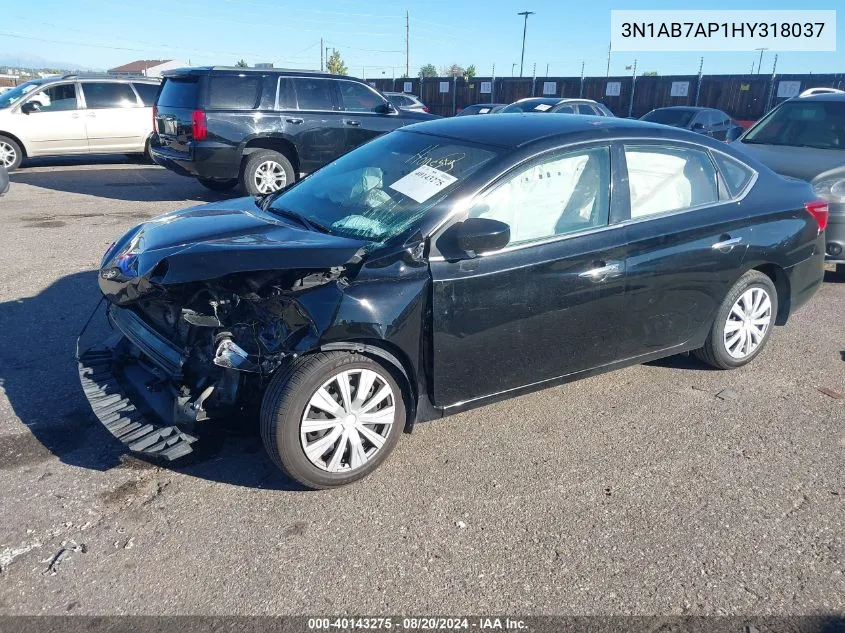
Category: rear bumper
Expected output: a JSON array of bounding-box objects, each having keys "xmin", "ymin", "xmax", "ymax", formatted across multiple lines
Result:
[
  {"xmin": 150, "ymin": 140, "xmax": 241, "ymax": 181},
  {"xmin": 785, "ymin": 236, "xmax": 825, "ymax": 315}
]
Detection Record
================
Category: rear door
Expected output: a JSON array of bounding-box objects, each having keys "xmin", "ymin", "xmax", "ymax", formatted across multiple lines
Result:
[
  {"xmin": 288, "ymin": 77, "xmax": 347, "ymax": 172},
  {"xmin": 336, "ymin": 79, "xmax": 398, "ymax": 154},
  {"xmin": 79, "ymin": 81, "xmax": 149, "ymax": 153},
  {"xmin": 15, "ymin": 82, "xmax": 87, "ymax": 155},
  {"xmin": 618, "ymin": 142, "xmax": 754, "ymax": 359},
  {"xmin": 154, "ymin": 74, "xmax": 202, "ymax": 156},
  {"xmin": 430, "ymin": 144, "xmax": 629, "ymax": 405}
]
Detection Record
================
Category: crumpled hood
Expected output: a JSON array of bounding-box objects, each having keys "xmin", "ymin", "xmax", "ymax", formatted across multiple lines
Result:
[
  {"xmin": 731, "ymin": 141, "xmax": 845, "ymax": 182},
  {"xmin": 99, "ymin": 197, "xmax": 367, "ymax": 305}
]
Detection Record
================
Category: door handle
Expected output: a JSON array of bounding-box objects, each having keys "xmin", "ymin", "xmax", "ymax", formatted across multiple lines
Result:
[
  {"xmin": 285, "ymin": 118, "xmax": 303, "ymax": 124},
  {"xmin": 344, "ymin": 120, "xmax": 361, "ymax": 126},
  {"xmin": 711, "ymin": 236, "xmax": 743, "ymax": 251},
  {"xmin": 578, "ymin": 261, "xmax": 623, "ymax": 281}
]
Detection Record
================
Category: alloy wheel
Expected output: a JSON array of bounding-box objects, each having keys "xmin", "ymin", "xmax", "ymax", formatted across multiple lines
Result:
[
  {"xmin": 0, "ymin": 141, "xmax": 16, "ymax": 169},
  {"xmin": 723, "ymin": 287, "xmax": 772, "ymax": 359},
  {"xmin": 300, "ymin": 368, "xmax": 396, "ymax": 473},
  {"xmin": 253, "ymin": 160, "xmax": 287, "ymax": 194}
]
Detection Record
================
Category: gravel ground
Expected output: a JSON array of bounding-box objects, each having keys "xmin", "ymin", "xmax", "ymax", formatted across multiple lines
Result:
[{"xmin": 0, "ymin": 158, "xmax": 843, "ymax": 616}]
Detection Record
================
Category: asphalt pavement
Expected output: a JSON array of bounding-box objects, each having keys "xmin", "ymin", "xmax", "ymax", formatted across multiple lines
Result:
[{"xmin": 0, "ymin": 157, "xmax": 843, "ymax": 615}]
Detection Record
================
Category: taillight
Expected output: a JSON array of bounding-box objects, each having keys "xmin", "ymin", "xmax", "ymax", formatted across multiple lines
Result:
[
  {"xmin": 152, "ymin": 105, "xmax": 157, "ymax": 133},
  {"xmin": 191, "ymin": 110, "xmax": 207, "ymax": 141},
  {"xmin": 805, "ymin": 200, "xmax": 829, "ymax": 231}
]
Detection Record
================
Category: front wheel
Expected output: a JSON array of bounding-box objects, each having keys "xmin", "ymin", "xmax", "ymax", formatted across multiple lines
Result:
[
  {"xmin": 694, "ymin": 270, "xmax": 778, "ymax": 369},
  {"xmin": 0, "ymin": 135, "xmax": 23, "ymax": 171},
  {"xmin": 260, "ymin": 352, "xmax": 406, "ymax": 489}
]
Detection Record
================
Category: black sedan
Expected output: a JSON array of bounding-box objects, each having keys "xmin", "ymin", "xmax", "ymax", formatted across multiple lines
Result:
[
  {"xmin": 641, "ymin": 106, "xmax": 744, "ymax": 141},
  {"xmin": 80, "ymin": 115, "xmax": 826, "ymax": 489}
]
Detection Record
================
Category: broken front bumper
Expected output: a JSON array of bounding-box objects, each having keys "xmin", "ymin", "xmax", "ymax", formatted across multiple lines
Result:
[{"xmin": 77, "ymin": 305, "xmax": 198, "ymax": 461}]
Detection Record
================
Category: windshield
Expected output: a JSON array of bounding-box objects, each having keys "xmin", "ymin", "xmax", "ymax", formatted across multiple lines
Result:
[
  {"xmin": 0, "ymin": 80, "xmax": 45, "ymax": 109},
  {"xmin": 641, "ymin": 109, "xmax": 696, "ymax": 127},
  {"xmin": 267, "ymin": 131, "xmax": 500, "ymax": 243},
  {"xmin": 743, "ymin": 100, "xmax": 845, "ymax": 150},
  {"xmin": 501, "ymin": 100, "xmax": 559, "ymax": 113}
]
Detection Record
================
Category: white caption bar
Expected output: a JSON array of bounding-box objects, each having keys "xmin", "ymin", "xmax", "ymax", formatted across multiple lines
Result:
[{"xmin": 611, "ymin": 10, "xmax": 836, "ymax": 52}]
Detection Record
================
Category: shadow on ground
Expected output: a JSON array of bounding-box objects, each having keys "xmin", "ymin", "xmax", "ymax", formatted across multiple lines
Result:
[
  {"xmin": 0, "ymin": 270, "xmax": 301, "ymax": 490},
  {"xmin": 11, "ymin": 157, "xmax": 239, "ymax": 204}
]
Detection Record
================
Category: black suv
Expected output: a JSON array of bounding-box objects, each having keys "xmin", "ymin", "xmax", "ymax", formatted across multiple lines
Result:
[{"xmin": 150, "ymin": 67, "xmax": 436, "ymax": 194}]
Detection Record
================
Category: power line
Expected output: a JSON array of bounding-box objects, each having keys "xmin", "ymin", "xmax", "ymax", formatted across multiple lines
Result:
[{"xmin": 325, "ymin": 41, "xmax": 403, "ymax": 54}]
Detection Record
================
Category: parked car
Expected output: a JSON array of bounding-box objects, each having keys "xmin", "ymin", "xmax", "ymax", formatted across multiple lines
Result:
[
  {"xmin": 732, "ymin": 92, "xmax": 845, "ymax": 274},
  {"xmin": 0, "ymin": 74, "xmax": 160, "ymax": 170},
  {"xmin": 81, "ymin": 115, "xmax": 825, "ymax": 489},
  {"xmin": 151, "ymin": 67, "xmax": 436, "ymax": 195},
  {"xmin": 383, "ymin": 91, "xmax": 429, "ymax": 113},
  {"xmin": 799, "ymin": 87, "xmax": 845, "ymax": 97},
  {"xmin": 501, "ymin": 98, "xmax": 614, "ymax": 116},
  {"xmin": 457, "ymin": 103, "xmax": 507, "ymax": 116},
  {"xmin": 640, "ymin": 107, "xmax": 743, "ymax": 142}
]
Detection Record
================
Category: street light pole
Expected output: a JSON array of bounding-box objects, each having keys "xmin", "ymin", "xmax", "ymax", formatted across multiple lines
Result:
[
  {"xmin": 517, "ymin": 11, "xmax": 535, "ymax": 78},
  {"xmin": 755, "ymin": 47, "xmax": 768, "ymax": 74}
]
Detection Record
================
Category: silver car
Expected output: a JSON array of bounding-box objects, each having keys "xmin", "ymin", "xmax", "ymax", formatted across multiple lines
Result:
[{"xmin": 384, "ymin": 91, "xmax": 430, "ymax": 113}]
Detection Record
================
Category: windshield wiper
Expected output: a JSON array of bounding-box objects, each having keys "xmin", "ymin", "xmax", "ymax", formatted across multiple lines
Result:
[{"xmin": 266, "ymin": 206, "xmax": 331, "ymax": 234}]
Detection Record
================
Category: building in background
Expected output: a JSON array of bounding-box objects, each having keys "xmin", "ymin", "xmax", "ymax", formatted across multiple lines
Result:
[{"xmin": 108, "ymin": 59, "xmax": 187, "ymax": 77}]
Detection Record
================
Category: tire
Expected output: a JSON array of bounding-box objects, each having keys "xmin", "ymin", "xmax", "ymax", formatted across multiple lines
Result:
[
  {"xmin": 260, "ymin": 351, "xmax": 406, "ymax": 489},
  {"xmin": 240, "ymin": 149, "xmax": 295, "ymax": 196},
  {"xmin": 693, "ymin": 270, "xmax": 778, "ymax": 369},
  {"xmin": 0, "ymin": 135, "xmax": 23, "ymax": 171},
  {"xmin": 197, "ymin": 177, "xmax": 238, "ymax": 192}
]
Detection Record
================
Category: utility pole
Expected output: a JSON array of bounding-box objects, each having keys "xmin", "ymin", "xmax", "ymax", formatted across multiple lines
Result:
[
  {"xmin": 320, "ymin": 38, "xmax": 324, "ymax": 72},
  {"xmin": 765, "ymin": 53, "xmax": 779, "ymax": 113},
  {"xmin": 579, "ymin": 60, "xmax": 585, "ymax": 97},
  {"xmin": 694, "ymin": 56, "xmax": 704, "ymax": 106},
  {"xmin": 545, "ymin": 63, "xmax": 549, "ymax": 77},
  {"xmin": 325, "ymin": 47, "xmax": 330, "ymax": 72},
  {"xmin": 755, "ymin": 47, "xmax": 768, "ymax": 74},
  {"xmin": 491, "ymin": 63, "xmax": 496, "ymax": 104},
  {"xmin": 512, "ymin": 63, "xmax": 517, "ymax": 76},
  {"xmin": 405, "ymin": 10, "xmax": 410, "ymax": 78},
  {"xmin": 517, "ymin": 11, "xmax": 535, "ymax": 77},
  {"xmin": 606, "ymin": 42, "xmax": 611, "ymax": 78},
  {"xmin": 531, "ymin": 62, "xmax": 536, "ymax": 95},
  {"xmin": 627, "ymin": 58, "xmax": 637, "ymax": 118}
]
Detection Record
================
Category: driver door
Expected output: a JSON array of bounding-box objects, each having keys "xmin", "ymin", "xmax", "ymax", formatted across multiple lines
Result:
[
  {"xmin": 16, "ymin": 82, "xmax": 88, "ymax": 155},
  {"xmin": 429, "ymin": 144, "xmax": 629, "ymax": 406}
]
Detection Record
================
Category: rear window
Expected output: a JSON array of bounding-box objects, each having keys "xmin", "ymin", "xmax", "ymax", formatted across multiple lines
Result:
[
  {"xmin": 132, "ymin": 82, "xmax": 160, "ymax": 107},
  {"xmin": 641, "ymin": 109, "xmax": 696, "ymax": 127},
  {"xmin": 207, "ymin": 75, "xmax": 261, "ymax": 110},
  {"xmin": 157, "ymin": 78, "xmax": 199, "ymax": 108}
]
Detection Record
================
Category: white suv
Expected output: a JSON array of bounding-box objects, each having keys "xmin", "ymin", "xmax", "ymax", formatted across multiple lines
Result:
[{"xmin": 0, "ymin": 74, "xmax": 160, "ymax": 170}]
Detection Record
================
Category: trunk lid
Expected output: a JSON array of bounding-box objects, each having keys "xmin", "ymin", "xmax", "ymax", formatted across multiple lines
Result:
[{"xmin": 154, "ymin": 75, "xmax": 203, "ymax": 155}]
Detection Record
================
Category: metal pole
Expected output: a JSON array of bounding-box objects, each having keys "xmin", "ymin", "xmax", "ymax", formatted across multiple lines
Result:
[
  {"xmin": 452, "ymin": 74, "xmax": 457, "ymax": 116},
  {"xmin": 325, "ymin": 47, "xmax": 330, "ymax": 72},
  {"xmin": 320, "ymin": 38, "xmax": 324, "ymax": 72},
  {"xmin": 517, "ymin": 11, "xmax": 535, "ymax": 77},
  {"xmin": 694, "ymin": 56, "xmax": 703, "ymax": 106},
  {"xmin": 545, "ymin": 63, "xmax": 549, "ymax": 77},
  {"xmin": 580, "ymin": 60, "xmax": 585, "ymax": 97},
  {"xmin": 531, "ymin": 62, "xmax": 536, "ymax": 96},
  {"xmin": 512, "ymin": 63, "xmax": 517, "ymax": 77},
  {"xmin": 405, "ymin": 10, "xmax": 410, "ymax": 79},
  {"xmin": 627, "ymin": 58, "xmax": 637, "ymax": 118},
  {"xmin": 765, "ymin": 53, "xmax": 778, "ymax": 113},
  {"xmin": 606, "ymin": 42, "xmax": 611, "ymax": 78},
  {"xmin": 755, "ymin": 48, "xmax": 767, "ymax": 74},
  {"xmin": 491, "ymin": 63, "xmax": 496, "ymax": 104}
]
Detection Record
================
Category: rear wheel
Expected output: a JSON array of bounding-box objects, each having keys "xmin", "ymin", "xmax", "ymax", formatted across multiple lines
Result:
[
  {"xmin": 260, "ymin": 352, "xmax": 406, "ymax": 489},
  {"xmin": 197, "ymin": 177, "xmax": 238, "ymax": 192},
  {"xmin": 240, "ymin": 150, "xmax": 295, "ymax": 196},
  {"xmin": 694, "ymin": 270, "xmax": 777, "ymax": 369},
  {"xmin": 0, "ymin": 135, "xmax": 23, "ymax": 171}
]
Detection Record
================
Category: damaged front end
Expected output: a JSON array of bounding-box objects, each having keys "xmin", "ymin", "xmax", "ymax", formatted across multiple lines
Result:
[{"xmin": 78, "ymin": 201, "xmax": 367, "ymax": 460}]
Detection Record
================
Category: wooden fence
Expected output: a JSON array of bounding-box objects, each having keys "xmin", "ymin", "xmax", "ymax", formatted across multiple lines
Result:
[{"xmin": 368, "ymin": 73, "xmax": 845, "ymax": 121}]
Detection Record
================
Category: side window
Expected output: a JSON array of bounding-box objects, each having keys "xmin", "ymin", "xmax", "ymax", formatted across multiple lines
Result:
[
  {"xmin": 691, "ymin": 111, "xmax": 709, "ymax": 128},
  {"xmin": 27, "ymin": 84, "xmax": 78, "ymax": 112},
  {"xmin": 275, "ymin": 77, "xmax": 296, "ymax": 109},
  {"xmin": 597, "ymin": 104, "xmax": 614, "ymax": 116},
  {"xmin": 555, "ymin": 104, "xmax": 575, "ymax": 114},
  {"xmin": 470, "ymin": 146, "xmax": 611, "ymax": 246},
  {"xmin": 339, "ymin": 81, "xmax": 386, "ymax": 113},
  {"xmin": 576, "ymin": 103, "xmax": 597, "ymax": 115},
  {"xmin": 81, "ymin": 82, "xmax": 139, "ymax": 108},
  {"xmin": 713, "ymin": 153, "xmax": 754, "ymax": 197},
  {"xmin": 624, "ymin": 145, "xmax": 719, "ymax": 219},
  {"xmin": 132, "ymin": 83, "xmax": 159, "ymax": 107},
  {"xmin": 292, "ymin": 78, "xmax": 334, "ymax": 111},
  {"xmin": 207, "ymin": 75, "xmax": 261, "ymax": 110}
]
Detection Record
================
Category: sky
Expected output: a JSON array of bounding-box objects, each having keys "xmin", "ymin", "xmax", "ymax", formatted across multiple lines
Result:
[{"xmin": 0, "ymin": 0, "xmax": 842, "ymax": 77}]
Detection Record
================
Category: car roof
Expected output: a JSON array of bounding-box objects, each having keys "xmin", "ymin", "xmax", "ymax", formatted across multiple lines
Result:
[
  {"xmin": 791, "ymin": 92, "xmax": 845, "ymax": 102},
  {"xmin": 403, "ymin": 113, "xmax": 699, "ymax": 149},
  {"xmin": 162, "ymin": 66, "xmax": 352, "ymax": 81},
  {"xmin": 649, "ymin": 106, "xmax": 710, "ymax": 112}
]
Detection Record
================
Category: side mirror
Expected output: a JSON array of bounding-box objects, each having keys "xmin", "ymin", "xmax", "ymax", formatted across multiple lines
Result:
[
  {"xmin": 377, "ymin": 101, "xmax": 397, "ymax": 115},
  {"xmin": 691, "ymin": 121, "xmax": 705, "ymax": 131},
  {"xmin": 21, "ymin": 101, "xmax": 40, "ymax": 114},
  {"xmin": 453, "ymin": 217, "xmax": 510, "ymax": 256},
  {"xmin": 0, "ymin": 166, "xmax": 8, "ymax": 196}
]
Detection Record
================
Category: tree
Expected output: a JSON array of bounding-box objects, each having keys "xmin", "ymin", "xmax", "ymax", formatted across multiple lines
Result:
[
  {"xmin": 235, "ymin": 59, "xmax": 248, "ymax": 68},
  {"xmin": 418, "ymin": 64, "xmax": 437, "ymax": 78},
  {"xmin": 440, "ymin": 63, "xmax": 464, "ymax": 77},
  {"xmin": 464, "ymin": 64, "xmax": 477, "ymax": 79},
  {"xmin": 326, "ymin": 49, "xmax": 348, "ymax": 76}
]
